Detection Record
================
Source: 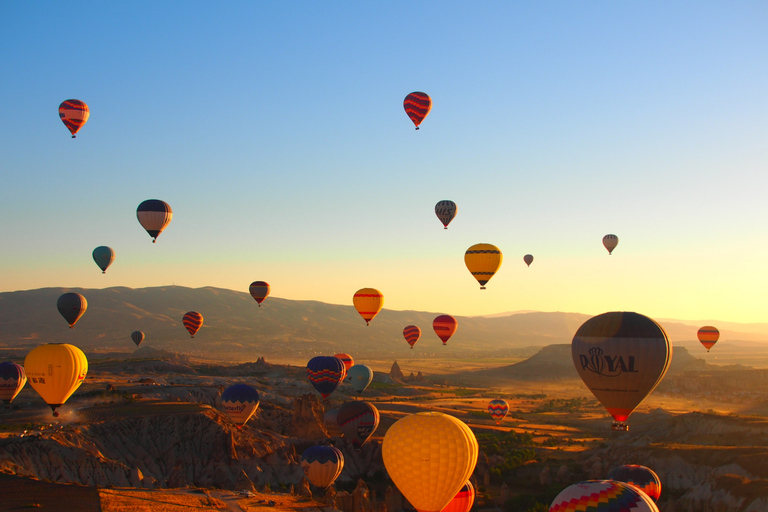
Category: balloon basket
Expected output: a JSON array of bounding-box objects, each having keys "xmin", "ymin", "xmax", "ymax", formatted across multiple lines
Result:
[{"xmin": 611, "ymin": 422, "xmax": 628, "ymax": 431}]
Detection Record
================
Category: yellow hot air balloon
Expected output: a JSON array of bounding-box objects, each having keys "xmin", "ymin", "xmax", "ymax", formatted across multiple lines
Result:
[
  {"xmin": 383, "ymin": 412, "xmax": 478, "ymax": 512},
  {"xmin": 464, "ymin": 243, "xmax": 502, "ymax": 289},
  {"xmin": 353, "ymin": 288, "xmax": 384, "ymax": 326},
  {"xmin": 24, "ymin": 344, "xmax": 88, "ymax": 417}
]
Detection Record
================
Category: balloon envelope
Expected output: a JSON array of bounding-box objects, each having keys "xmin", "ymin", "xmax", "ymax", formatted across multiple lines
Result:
[
  {"xmin": 433, "ymin": 315, "xmax": 458, "ymax": 345},
  {"xmin": 403, "ymin": 325, "xmax": 421, "ymax": 349},
  {"xmin": 130, "ymin": 330, "xmax": 145, "ymax": 347},
  {"xmin": 572, "ymin": 312, "xmax": 672, "ymax": 429},
  {"xmin": 307, "ymin": 356, "xmax": 346, "ymax": 399},
  {"xmin": 488, "ymin": 399, "xmax": 509, "ymax": 425},
  {"xmin": 435, "ymin": 200, "xmax": 457, "ymax": 229},
  {"xmin": 0, "ymin": 362, "xmax": 27, "ymax": 404},
  {"xmin": 464, "ymin": 243, "xmax": 502, "ymax": 289},
  {"xmin": 603, "ymin": 234, "xmax": 619, "ymax": 254},
  {"xmin": 221, "ymin": 383, "xmax": 260, "ymax": 428},
  {"xmin": 183, "ymin": 311, "xmax": 203, "ymax": 338},
  {"xmin": 337, "ymin": 400, "xmax": 380, "ymax": 449},
  {"xmin": 404, "ymin": 92, "xmax": 432, "ymax": 129},
  {"xmin": 137, "ymin": 200, "xmax": 172, "ymax": 243},
  {"xmin": 549, "ymin": 480, "xmax": 659, "ymax": 512},
  {"xmin": 347, "ymin": 364, "xmax": 373, "ymax": 394},
  {"xmin": 697, "ymin": 326, "xmax": 719, "ymax": 352},
  {"xmin": 24, "ymin": 344, "xmax": 88, "ymax": 416},
  {"xmin": 383, "ymin": 412, "xmax": 478, "ymax": 512},
  {"xmin": 607, "ymin": 465, "xmax": 661, "ymax": 503},
  {"xmin": 441, "ymin": 481, "xmax": 475, "ymax": 512},
  {"xmin": 334, "ymin": 353, "xmax": 354, "ymax": 372},
  {"xmin": 59, "ymin": 99, "xmax": 89, "ymax": 137},
  {"xmin": 249, "ymin": 281, "xmax": 270, "ymax": 306},
  {"xmin": 523, "ymin": 254, "xmax": 533, "ymax": 267},
  {"xmin": 57, "ymin": 293, "xmax": 87, "ymax": 328},
  {"xmin": 92, "ymin": 246, "xmax": 115, "ymax": 273},
  {"xmin": 353, "ymin": 288, "xmax": 384, "ymax": 325},
  {"xmin": 300, "ymin": 445, "xmax": 344, "ymax": 489}
]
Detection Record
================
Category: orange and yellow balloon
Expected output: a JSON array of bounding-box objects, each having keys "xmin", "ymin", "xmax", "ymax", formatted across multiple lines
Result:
[
  {"xmin": 59, "ymin": 99, "xmax": 89, "ymax": 138},
  {"xmin": 464, "ymin": 243, "xmax": 502, "ymax": 289},
  {"xmin": 697, "ymin": 326, "xmax": 719, "ymax": 352},
  {"xmin": 353, "ymin": 288, "xmax": 383, "ymax": 326},
  {"xmin": 24, "ymin": 344, "xmax": 88, "ymax": 417}
]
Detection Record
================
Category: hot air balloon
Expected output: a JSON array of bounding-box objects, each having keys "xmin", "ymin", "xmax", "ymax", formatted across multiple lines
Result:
[
  {"xmin": 524, "ymin": 254, "xmax": 533, "ymax": 267},
  {"xmin": 221, "ymin": 383, "xmax": 260, "ymax": 428},
  {"xmin": 300, "ymin": 445, "xmax": 344, "ymax": 489},
  {"xmin": 465, "ymin": 243, "xmax": 502, "ymax": 289},
  {"xmin": 24, "ymin": 344, "xmax": 88, "ymax": 417},
  {"xmin": 334, "ymin": 353, "xmax": 354, "ymax": 372},
  {"xmin": 130, "ymin": 331, "xmax": 145, "ymax": 347},
  {"xmin": 433, "ymin": 315, "xmax": 458, "ymax": 345},
  {"xmin": 307, "ymin": 356, "xmax": 346, "ymax": 399},
  {"xmin": 441, "ymin": 481, "xmax": 475, "ymax": 512},
  {"xmin": 337, "ymin": 400, "xmax": 380, "ymax": 449},
  {"xmin": 435, "ymin": 200, "xmax": 457, "ymax": 229},
  {"xmin": 549, "ymin": 480, "xmax": 659, "ymax": 512},
  {"xmin": 383, "ymin": 412, "xmax": 478, "ymax": 512},
  {"xmin": 487, "ymin": 399, "xmax": 509, "ymax": 426},
  {"xmin": 607, "ymin": 465, "xmax": 662, "ymax": 503},
  {"xmin": 572, "ymin": 312, "xmax": 672, "ymax": 431},
  {"xmin": 403, "ymin": 325, "xmax": 421, "ymax": 349},
  {"xmin": 59, "ymin": 99, "xmax": 89, "ymax": 138},
  {"xmin": 137, "ymin": 200, "xmax": 172, "ymax": 243},
  {"xmin": 353, "ymin": 288, "xmax": 384, "ymax": 326},
  {"xmin": 0, "ymin": 362, "xmax": 27, "ymax": 404},
  {"xmin": 57, "ymin": 292, "xmax": 87, "ymax": 328},
  {"xmin": 404, "ymin": 92, "xmax": 432, "ymax": 130},
  {"xmin": 324, "ymin": 408, "xmax": 342, "ymax": 436},
  {"xmin": 347, "ymin": 365, "xmax": 373, "ymax": 395},
  {"xmin": 92, "ymin": 246, "xmax": 115, "ymax": 274},
  {"xmin": 183, "ymin": 311, "xmax": 203, "ymax": 338},
  {"xmin": 249, "ymin": 281, "xmax": 270, "ymax": 307},
  {"xmin": 603, "ymin": 234, "xmax": 619, "ymax": 255},
  {"xmin": 697, "ymin": 326, "xmax": 719, "ymax": 352}
]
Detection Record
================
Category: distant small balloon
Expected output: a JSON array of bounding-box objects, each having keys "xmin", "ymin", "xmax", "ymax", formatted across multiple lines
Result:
[
  {"xmin": 353, "ymin": 288, "xmax": 384, "ymax": 326},
  {"xmin": 334, "ymin": 353, "xmax": 354, "ymax": 372},
  {"xmin": 0, "ymin": 362, "xmax": 27, "ymax": 404},
  {"xmin": 403, "ymin": 325, "xmax": 421, "ymax": 349},
  {"xmin": 249, "ymin": 281, "xmax": 270, "ymax": 306},
  {"xmin": 347, "ymin": 364, "xmax": 373, "ymax": 395},
  {"xmin": 435, "ymin": 200, "xmax": 457, "ymax": 229},
  {"xmin": 57, "ymin": 292, "xmax": 87, "ymax": 328},
  {"xmin": 130, "ymin": 330, "xmax": 145, "ymax": 347},
  {"xmin": 182, "ymin": 311, "xmax": 203, "ymax": 338},
  {"xmin": 59, "ymin": 99, "xmax": 89, "ymax": 138},
  {"xmin": 603, "ymin": 234, "xmax": 619, "ymax": 255},
  {"xmin": 337, "ymin": 400, "xmax": 379, "ymax": 448},
  {"xmin": 697, "ymin": 326, "xmax": 719, "ymax": 352},
  {"xmin": 301, "ymin": 445, "xmax": 344, "ymax": 489},
  {"xmin": 221, "ymin": 383, "xmax": 260, "ymax": 428},
  {"xmin": 433, "ymin": 315, "xmax": 458, "ymax": 345},
  {"xmin": 487, "ymin": 399, "xmax": 509, "ymax": 426},
  {"xmin": 137, "ymin": 200, "xmax": 172, "ymax": 243},
  {"xmin": 403, "ymin": 92, "xmax": 432, "ymax": 130},
  {"xmin": 523, "ymin": 254, "xmax": 533, "ymax": 267},
  {"xmin": 465, "ymin": 243, "xmax": 502, "ymax": 289},
  {"xmin": 92, "ymin": 246, "xmax": 115, "ymax": 274}
]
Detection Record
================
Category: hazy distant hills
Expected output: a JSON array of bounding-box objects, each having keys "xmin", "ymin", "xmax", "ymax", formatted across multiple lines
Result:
[{"xmin": 0, "ymin": 286, "xmax": 766, "ymax": 362}]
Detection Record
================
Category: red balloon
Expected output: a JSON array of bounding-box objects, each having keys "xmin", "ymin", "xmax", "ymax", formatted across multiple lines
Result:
[
  {"xmin": 183, "ymin": 311, "xmax": 203, "ymax": 338},
  {"xmin": 433, "ymin": 315, "xmax": 458, "ymax": 345}
]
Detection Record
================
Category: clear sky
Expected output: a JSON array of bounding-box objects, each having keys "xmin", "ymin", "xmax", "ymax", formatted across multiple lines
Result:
[{"xmin": 2, "ymin": 2, "xmax": 767, "ymax": 323}]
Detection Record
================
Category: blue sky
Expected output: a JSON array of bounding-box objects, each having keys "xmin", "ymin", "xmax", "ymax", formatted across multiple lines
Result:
[{"xmin": 2, "ymin": 2, "xmax": 767, "ymax": 323}]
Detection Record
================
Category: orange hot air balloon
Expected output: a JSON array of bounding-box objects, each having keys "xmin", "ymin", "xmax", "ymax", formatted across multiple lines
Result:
[
  {"xmin": 464, "ymin": 243, "xmax": 502, "ymax": 289},
  {"xmin": 59, "ymin": 99, "xmax": 89, "ymax": 138},
  {"xmin": 697, "ymin": 326, "xmax": 719, "ymax": 352},
  {"xmin": 249, "ymin": 281, "xmax": 270, "ymax": 307},
  {"xmin": 404, "ymin": 92, "xmax": 432, "ymax": 130},
  {"xmin": 334, "ymin": 353, "xmax": 354, "ymax": 372},
  {"xmin": 183, "ymin": 311, "xmax": 203, "ymax": 338},
  {"xmin": 353, "ymin": 288, "xmax": 384, "ymax": 326},
  {"xmin": 572, "ymin": 312, "xmax": 672, "ymax": 431},
  {"xmin": 441, "ymin": 481, "xmax": 475, "ymax": 512},
  {"xmin": 24, "ymin": 344, "xmax": 88, "ymax": 417},
  {"xmin": 403, "ymin": 325, "xmax": 421, "ymax": 349},
  {"xmin": 433, "ymin": 315, "xmax": 458, "ymax": 345}
]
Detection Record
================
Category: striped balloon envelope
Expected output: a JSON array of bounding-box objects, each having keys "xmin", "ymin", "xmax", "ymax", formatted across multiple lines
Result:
[
  {"xmin": 603, "ymin": 234, "xmax": 619, "ymax": 255},
  {"xmin": 0, "ymin": 362, "xmax": 27, "ymax": 404},
  {"xmin": 59, "ymin": 99, "xmax": 89, "ymax": 138},
  {"xmin": 487, "ymin": 399, "xmax": 509, "ymax": 425},
  {"xmin": 307, "ymin": 356, "xmax": 346, "ymax": 399},
  {"xmin": 607, "ymin": 465, "xmax": 661, "ymax": 503},
  {"xmin": 435, "ymin": 200, "xmax": 457, "ymax": 229},
  {"xmin": 549, "ymin": 480, "xmax": 658, "ymax": 512},
  {"xmin": 301, "ymin": 445, "xmax": 344, "ymax": 489},
  {"xmin": 249, "ymin": 281, "xmax": 270, "ymax": 306},
  {"xmin": 334, "ymin": 353, "xmax": 354, "ymax": 372},
  {"xmin": 137, "ymin": 199, "xmax": 173, "ymax": 243},
  {"xmin": 403, "ymin": 325, "xmax": 421, "ymax": 349},
  {"xmin": 221, "ymin": 383, "xmax": 260, "ymax": 428},
  {"xmin": 57, "ymin": 292, "xmax": 87, "ymax": 329},
  {"xmin": 403, "ymin": 91, "xmax": 432, "ymax": 130},
  {"xmin": 130, "ymin": 330, "xmax": 145, "ymax": 347},
  {"xmin": 441, "ymin": 481, "xmax": 475, "ymax": 512},
  {"xmin": 353, "ymin": 288, "xmax": 384, "ymax": 326},
  {"xmin": 697, "ymin": 326, "xmax": 719, "ymax": 352},
  {"xmin": 337, "ymin": 400, "xmax": 380, "ymax": 449},
  {"xmin": 433, "ymin": 315, "xmax": 458, "ymax": 345},
  {"xmin": 464, "ymin": 243, "xmax": 503, "ymax": 289},
  {"xmin": 182, "ymin": 311, "xmax": 203, "ymax": 338}
]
